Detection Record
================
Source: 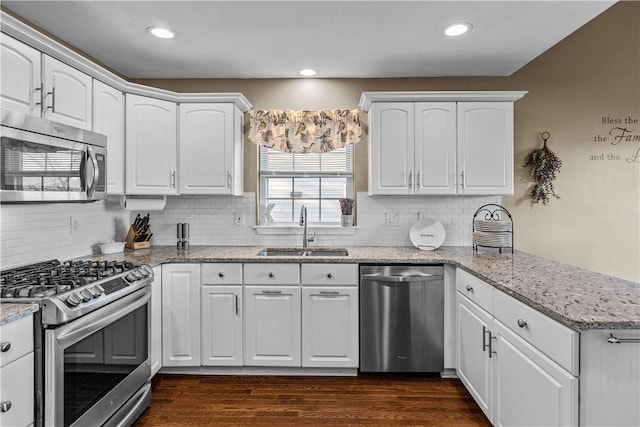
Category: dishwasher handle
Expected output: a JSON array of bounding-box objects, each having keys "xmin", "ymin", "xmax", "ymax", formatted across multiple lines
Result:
[{"xmin": 361, "ymin": 273, "xmax": 443, "ymax": 283}]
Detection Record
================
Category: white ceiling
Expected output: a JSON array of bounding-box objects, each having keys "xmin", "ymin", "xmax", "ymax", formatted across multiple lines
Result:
[{"xmin": 2, "ymin": 0, "xmax": 616, "ymax": 79}]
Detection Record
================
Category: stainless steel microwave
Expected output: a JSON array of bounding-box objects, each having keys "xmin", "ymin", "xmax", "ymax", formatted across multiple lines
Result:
[{"xmin": 1, "ymin": 109, "xmax": 107, "ymax": 203}]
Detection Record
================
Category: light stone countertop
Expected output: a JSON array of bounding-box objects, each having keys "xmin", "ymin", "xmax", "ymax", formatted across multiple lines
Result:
[
  {"xmin": 0, "ymin": 303, "xmax": 39, "ymax": 325},
  {"xmin": 85, "ymin": 245, "xmax": 640, "ymax": 332}
]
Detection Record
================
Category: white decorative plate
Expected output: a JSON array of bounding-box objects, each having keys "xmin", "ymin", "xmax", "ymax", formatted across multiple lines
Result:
[{"xmin": 410, "ymin": 219, "xmax": 446, "ymax": 250}]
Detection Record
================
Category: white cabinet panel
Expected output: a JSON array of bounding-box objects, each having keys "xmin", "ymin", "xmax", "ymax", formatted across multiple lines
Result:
[
  {"xmin": 179, "ymin": 103, "xmax": 238, "ymax": 195},
  {"xmin": 201, "ymin": 263, "xmax": 243, "ymax": 285},
  {"xmin": 243, "ymin": 263, "xmax": 300, "ymax": 285},
  {"xmin": 300, "ymin": 263, "xmax": 358, "ymax": 286},
  {"xmin": 0, "ymin": 34, "xmax": 41, "ymax": 116},
  {"xmin": 0, "ymin": 352, "xmax": 34, "ymax": 427},
  {"xmin": 244, "ymin": 286, "xmax": 301, "ymax": 367},
  {"xmin": 126, "ymin": 94, "xmax": 177, "ymax": 195},
  {"xmin": 457, "ymin": 102, "xmax": 513, "ymax": 195},
  {"xmin": 0, "ymin": 315, "xmax": 33, "ymax": 368},
  {"xmin": 150, "ymin": 266, "xmax": 162, "ymax": 376},
  {"xmin": 302, "ymin": 287, "xmax": 358, "ymax": 368},
  {"xmin": 369, "ymin": 102, "xmax": 413, "ymax": 195},
  {"xmin": 93, "ymin": 81, "xmax": 124, "ymax": 195},
  {"xmin": 162, "ymin": 264, "xmax": 200, "ymax": 366},
  {"xmin": 414, "ymin": 102, "xmax": 457, "ymax": 195},
  {"xmin": 201, "ymin": 286, "xmax": 243, "ymax": 366},
  {"xmin": 42, "ymin": 55, "xmax": 92, "ymax": 130},
  {"xmin": 493, "ymin": 320, "xmax": 578, "ymax": 427}
]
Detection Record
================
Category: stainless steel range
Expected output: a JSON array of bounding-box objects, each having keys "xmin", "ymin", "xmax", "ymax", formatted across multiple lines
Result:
[{"xmin": 0, "ymin": 259, "xmax": 153, "ymax": 427}]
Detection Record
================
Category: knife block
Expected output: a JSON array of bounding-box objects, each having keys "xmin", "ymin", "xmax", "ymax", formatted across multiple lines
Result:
[{"xmin": 125, "ymin": 225, "xmax": 152, "ymax": 250}]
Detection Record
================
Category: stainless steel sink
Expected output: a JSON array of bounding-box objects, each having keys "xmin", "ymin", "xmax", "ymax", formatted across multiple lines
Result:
[{"xmin": 256, "ymin": 248, "xmax": 349, "ymax": 257}]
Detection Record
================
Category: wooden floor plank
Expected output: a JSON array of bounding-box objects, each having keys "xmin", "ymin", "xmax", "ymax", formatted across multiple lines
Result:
[{"xmin": 134, "ymin": 374, "xmax": 490, "ymax": 427}]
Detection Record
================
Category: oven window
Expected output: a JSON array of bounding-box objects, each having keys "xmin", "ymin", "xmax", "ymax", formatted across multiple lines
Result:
[{"xmin": 63, "ymin": 304, "xmax": 147, "ymax": 427}]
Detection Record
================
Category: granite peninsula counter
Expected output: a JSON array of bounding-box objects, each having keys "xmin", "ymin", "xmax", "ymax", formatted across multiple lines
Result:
[{"xmin": 85, "ymin": 245, "xmax": 640, "ymax": 331}]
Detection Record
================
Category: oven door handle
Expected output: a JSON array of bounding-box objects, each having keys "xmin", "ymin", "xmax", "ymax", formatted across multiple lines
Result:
[{"xmin": 53, "ymin": 286, "xmax": 150, "ymax": 347}]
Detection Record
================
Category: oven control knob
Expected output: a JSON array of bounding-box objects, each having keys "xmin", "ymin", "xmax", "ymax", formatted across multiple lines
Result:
[
  {"xmin": 132, "ymin": 269, "xmax": 144, "ymax": 280},
  {"xmin": 66, "ymin": 293, "xmax": 81, "ymax": 307},
  {"xmin": 137, "ymin": 268, "xmax": 150, "ymax": 278},
  {"xmin": 80, "ymin": 290, "xmax": 93, "ymax": 302},
  {"xmin": 89, "ymin": 286, "xmax": 102, "ymax": 298},
  {"xmin": 125, "ymin": 273, "xmax": 137, "ymax": 282},
  {"xmin": 94, "ymin": 284, "xmax": 105, "ymax": 293}
]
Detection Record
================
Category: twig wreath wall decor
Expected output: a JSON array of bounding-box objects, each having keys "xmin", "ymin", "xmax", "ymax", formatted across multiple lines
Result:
[{"xmin": 523, "ymin": 131, "xmax": 562, "ymax": 206}]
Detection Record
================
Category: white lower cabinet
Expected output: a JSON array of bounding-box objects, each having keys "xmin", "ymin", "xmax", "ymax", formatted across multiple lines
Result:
[
  {"xmin": 150, "ymin": 265, "xmax": 162, "ymax": 376},
  {"xmin": 302, "ymin": 287, "xmax": 358, "ymax": 368},
  {"xmin": 162, "ymin": 264, "xmax": 201, "ymax": 367},
  {"xmin": 244, "ymin": 285, "xmax": 301, "ymax": 367},
  {"xmin": 201, "ymin": 286, "xmax": 243, "ymax": 366}
]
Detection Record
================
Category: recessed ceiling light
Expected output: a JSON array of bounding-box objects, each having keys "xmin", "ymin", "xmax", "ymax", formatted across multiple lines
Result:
[
  {"xmin": 299, "ymin": 68, "xmax": 317, "ymax": 77},
  {"xmin": 443, "ymin": 23, "xmax": 472, "ymax": 37},
  {"xmin": 146, "ymin": 26, "xmax": 177, "ymax": 39}
]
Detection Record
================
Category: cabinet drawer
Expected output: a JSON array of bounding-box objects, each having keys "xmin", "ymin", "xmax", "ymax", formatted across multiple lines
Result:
[
  {"xmin": 456, "ymin": 268, "xmax": 494, "ymax": 314},
  {"xmin": 244, "ymin": 263, "xmax": 300, "ymax": 285},
  {"xmin": 202, "ymin": 263, "xmax": 243, "ymax": 284},
  {"xmin": 0, "ymin": 315, "xmax": 33, "ymax": 368},
  {"xmin": 0, "ymin": 352, "xmax": 34, "ymax": 427},
  {"xmin": 301, "ymin": 264, "xmax": 358, "ymax": 286},
  {"xmin": 494, "ymin": 289, "xmax": 579, "ymax": 375}
]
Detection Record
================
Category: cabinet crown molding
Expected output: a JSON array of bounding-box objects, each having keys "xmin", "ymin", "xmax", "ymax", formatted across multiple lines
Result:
[
  {"xmin": 359, "ymin": 91, "xmax": 527, "ymax": 111},
  {"xmin": 0, "ymin": 11, "xmax": 252, "ymax": 111}
]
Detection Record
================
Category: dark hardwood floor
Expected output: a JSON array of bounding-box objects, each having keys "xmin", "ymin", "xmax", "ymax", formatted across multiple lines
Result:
[{"xmin": 134, "ymin": 374, "xmax": 490, "ymax": 426}]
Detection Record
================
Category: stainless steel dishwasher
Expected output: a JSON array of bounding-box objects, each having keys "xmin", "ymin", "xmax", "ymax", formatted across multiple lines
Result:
[{"xmin": 360, "ymin": 265, "xmax": 444, "ymax": 373}]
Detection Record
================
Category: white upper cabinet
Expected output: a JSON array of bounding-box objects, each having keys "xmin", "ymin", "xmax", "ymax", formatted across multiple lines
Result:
[
  {"xmin": 93, "ymin": 81, "xmax": 124, "ymax": 195},
  {"xmin": 361, "ymin": 92, "xmax": 526, "ymax": 196},
  {"xmin": 42, "ymin": 55, "xmax": 92, "ymax": 130},
  {"xmin": 178, "ymin": 103, "xmax": 243, "ymax": 195},
  {"xmin": 126, "ymin": 94, "xmax": 178, "ymax": 195},
  {"xmin": 457, "ymin": 102, "xmax": 514, "ymax": 195},
  {"xmin": 0, "ymin": 34, "xmax": 41, "ymax": 116}
]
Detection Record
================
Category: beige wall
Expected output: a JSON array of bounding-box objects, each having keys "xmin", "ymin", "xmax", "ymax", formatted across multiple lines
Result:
[{"xmin": 135, "ymin": 2, "xmax": 639, "ymax": 282}]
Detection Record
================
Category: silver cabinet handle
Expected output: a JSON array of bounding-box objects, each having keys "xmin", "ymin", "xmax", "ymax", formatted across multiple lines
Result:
[
  {"xmin": 607, "ymin": 333, "xmax": 640, "ymax": 344},
  {"xmin": 326, "ymin": 273, "xmax": 333, "ymax": 279},
  {"xmin": 0, "ymin": 401, "xmax": 11, "ymax": 413},
  {"xmin": 35, "ymin": 83, "xmax": 44, "ymax": 115},
  {"xmin": 235, "ymin": 294, "xmax": 239, "ymax": 315},
  {"xmin": 320, "ymin": 291, "xmax": 340, "ymax": 295},
  {"xmin": 489, "ymin": 333, "xmax": 497, "ymax": 358},
  {"xmin": 466, "ymin": 285, "xmax": 473, "ymax": 292},
  {"xmin": 218, "ymin": 272, "xmax": 225, "ymax": 278},
  {"xmin": 0, "ymin": 342, "xmax": 10, "ymax": 352},
  {"xmin": 171, "ymin": 171, "xmax": 176, "ymax": 188},
  {"xmin": 416, "ymin": 171, "xmax": 420, "ymax": 187},
  {"xmin": 482, "ymin": 326, "xmax": 490, "ymax": 353},
  {"xmin": 46, "ymin": 87, "xmax": 55, "ymax": 112},
  {"xmin": 408, "ymin": 171, "xmax": 413, "ymax": 189},
  {"xmin": 461, "ymin": 170, "xmax": 465, "ymax": 187},
  {"xmin": 261, "ymin": 290, "xmax": 281, "ymax": 295},
  {"xmin": 517, "ymin": 319, "xmax": 527, "ymax": 328},
  {"xmin": 227, "ymin": 171, "xmax": 231, "ymax": 188}
]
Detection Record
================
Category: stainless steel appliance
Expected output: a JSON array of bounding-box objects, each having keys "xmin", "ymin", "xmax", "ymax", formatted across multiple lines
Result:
[
  {"xmin": 360, "ymin": 265, "xmax": 444, "ymax": 373},
  {"xmin": 1, "ymin": 108, "xmax": 107, "ymax": 203},
  {"xmin": 0, "ymin": 259, "xmax": 153, "ymax": 427}
]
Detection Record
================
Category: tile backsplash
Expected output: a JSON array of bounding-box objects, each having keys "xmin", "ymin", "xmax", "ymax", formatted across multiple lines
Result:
[{"xmin": 0, "ymin": 192, "xmax": 499, "ymax": 268}]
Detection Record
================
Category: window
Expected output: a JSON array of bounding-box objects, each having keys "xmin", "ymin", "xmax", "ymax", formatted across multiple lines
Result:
[{"xmin": 259, "ymin": 145, "xmax": 354, "ymax": 224}]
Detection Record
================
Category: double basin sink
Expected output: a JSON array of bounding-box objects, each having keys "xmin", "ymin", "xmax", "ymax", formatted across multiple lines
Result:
[{"xmin": 257, "ymin": 247, "xmax": 349, "ymax": 257}]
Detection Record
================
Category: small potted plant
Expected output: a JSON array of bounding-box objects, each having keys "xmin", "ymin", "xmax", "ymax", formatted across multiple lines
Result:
[{"xmin": 339, "ymin": 198, "xmax": 355, "ymax": 227}]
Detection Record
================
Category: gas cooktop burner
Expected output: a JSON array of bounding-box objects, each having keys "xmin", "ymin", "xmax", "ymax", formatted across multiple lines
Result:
[{"xmin": 0, "ymin": 259, "xmax": 136, "ymax": 299}]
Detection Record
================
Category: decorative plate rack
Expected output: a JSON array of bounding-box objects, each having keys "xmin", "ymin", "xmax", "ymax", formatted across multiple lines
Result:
[{"xmin": 473, "ymin": 204, "xmax": 513, "ymax": 253}]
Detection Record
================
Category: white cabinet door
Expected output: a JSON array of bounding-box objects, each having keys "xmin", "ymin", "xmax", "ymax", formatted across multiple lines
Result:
[
  {"xmin": 201, "ymin": 286, "xmax": 243, "ymax": 366},
  {"xmin": 301, "ymin": 287, "xmax": 358, "ymax": 368},
  {"xmin": 179, "ymin": 103, "xmax": 239, "ymax": 195},
  {"xmin": 369, "ymin": 102, "xmax": 414, "ymax": 195},
  {"xmin": 126, "ymin": 94, "xmax": 177, "ymax": 195},
  {"xmin": 93, "ymin": 81, "xmax": 124, "ymax": 195},
  {"xmin": 42, "ymin": 55, "xmax": 92, "ymax": 130},
  {"xmin": 414, "ymin": 102, "xmax": 457, "ymax": 195},
  {"xmin": 244, "ymin": 286, "xmax": 301, "ymax": 367},
  {"xmin": 457, "ymin": 102, "xmax": 513, "ymax": 195},
  {"xmin": 162, "ymin": 264, "xmax": 200, "ymax": 367},
  {"xmin": 0, "ymin": 34, "xmax": 41, "ymax": 116},
  {"xmin": 492, "ymin": 320, "xmax": 578, "ymax": 427},
  {"xmin": 0, "ymin": 352, "xmax": 34, "ymax": 427},
  {"xmin": 150, "ymin": 266, "xmax": 162, "ymax": 376},
  {"xmin": 457, "ymin": 293, "xmax": 493, "ymax": 422}
]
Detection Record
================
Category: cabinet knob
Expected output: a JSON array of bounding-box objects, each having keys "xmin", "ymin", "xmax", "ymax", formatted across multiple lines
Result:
[
  {"xmin": 0, "ymin": 342, "xmax": 10, "ymax": 352},
  {"xmin": 517, "ymin": 319, "xmax": 527, "ymax": 328},
  {"xmin": 0, "ymin": 401, "xmax": 11, "ymax": 413},
  {"xmin": 268, "ymin": 272, "xmax": 274, "ymax": 278},
  {"xmin": 218, "ymin": 272, "xmax": 225, "ymax": 278},
  {"xmin": 465, "ymin": 285, "xmax": 473, "ymax": 292},
  {"xmin": 327, "ymin": 273, "xmax": 333, "ymax": 279}
]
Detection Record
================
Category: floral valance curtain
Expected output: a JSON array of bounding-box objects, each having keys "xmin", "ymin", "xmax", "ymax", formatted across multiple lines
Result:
[{"xmin": 248, "ymin": 109, "xmax": 362, "ymax": 153}]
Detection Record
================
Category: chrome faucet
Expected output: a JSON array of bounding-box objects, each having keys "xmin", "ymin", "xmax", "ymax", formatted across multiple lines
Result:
[{"xmin": 299, "ymin": 205, "xmax": 315, "ymax": 248}]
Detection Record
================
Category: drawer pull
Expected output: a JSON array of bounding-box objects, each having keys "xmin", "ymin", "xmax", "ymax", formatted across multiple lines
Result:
[
  {"xmin": 268, "ymin": 272, "xmax": 274, "ymax": 278},
  {"xmin": 320, "ymin": 291, "xmax": 340, "ymax": 296},
  {"xmin": 262, "ymin": 290, "xmax": 282, "ymax": 295},
  {"xmin": 466, "ymin": 285, "xmax": 473, "ymax": 292},
  {"xmin": 482, "ymin": 326, "xmax": 490, "ymax": 352},
  {"xmin": 218, "ymin": 272, "xmax": 225, "ymax": 278},
  {"xmin": 607, "ymin": 333, "xmax": 640, "ymax": 344},
  {"xmin": 327, "ymin": 273, "xmax": 333, "ymax": 279},
  {"xmin": 0, "ymin": 401, "xmax": 11, "ymax": 413},
  {"xmin": 517, "ymin": 319, "xmax": 527, "ymax": 328},
  {"xmin": 0, "ymin": 342, "xmax": 10, "ymax": 352},
  {"xmin": 235, "ymin": 295, "xmax": 239, "ymax": 315}
]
